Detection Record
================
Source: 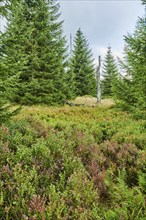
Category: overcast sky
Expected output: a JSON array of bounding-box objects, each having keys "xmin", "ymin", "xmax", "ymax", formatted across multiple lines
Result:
[
  {"xmin": 0, "ymin": 0, "xmax": 144, "ymax": 63},
  {"xmin": 59, "ymin": 0, "xmax": 144, "ymax": 62}
]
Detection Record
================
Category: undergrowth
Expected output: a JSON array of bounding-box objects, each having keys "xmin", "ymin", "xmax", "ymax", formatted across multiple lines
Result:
[{"xmin": 0, "ymin": 105, "xmax": 146, "ymax": 219}]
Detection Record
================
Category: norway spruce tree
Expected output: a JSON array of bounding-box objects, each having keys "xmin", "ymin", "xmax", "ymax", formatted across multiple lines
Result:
[
  {"xmin": 114, "ymin": 14, "xmax": 146, "ymax": 110},
  {"xmin": 64, "ymin": 60, "xmax": 76, "ymax": 99},
  {"xmin": 101, "ymin": 46, "xmax": 119, "ymax": 97},
  {"xmin": 0, "ymin": 49, "xmax": 19, "ymax": 125},
  {"xmin": 0, "ymin": 78, "xmax": 20, "ymax": 125},
  {"xmin": 0, "ymin": 76, "xmax": 10, "ymax": 125},
  {"xmin": 0, "ymin": 1, "xmax": 19, "ymax": 124},
  {"xmin": 71, "ymin": 28, "xmax": 96, "ymax": 96},
  {"xmin": 1, "ymin": 0, "xmax": 67, "ymax": 105}
]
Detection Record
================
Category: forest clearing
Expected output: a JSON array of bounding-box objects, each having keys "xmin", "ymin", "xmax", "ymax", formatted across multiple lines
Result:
[
  {"xmin": 70, "ymin": 97, "xmax": 114, "ymax": 107},
  {"xmin": 0, "ymin": 0, "xmax": 146, "ymax": 219},
  {"xmin": 1, "ymin": 101, "xmax": 146, "ymax": 219}
]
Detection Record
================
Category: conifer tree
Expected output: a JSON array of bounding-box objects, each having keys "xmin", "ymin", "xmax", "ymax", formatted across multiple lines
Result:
[
  {"xmin": 64, "ymin": 61, "xmax": 76, "ymax": 100},
  {"xmin": 71, "ymin": 28, "xmax": 96, "ymax": 96},
  {"xmin": 0, "ymin": 0, "xmax": 8, "ymax": 17},
  {"xmin": 0, "ymin": 78, "xmax": 9, "ymax": 125},
  {"xmin": 101, "ymin": 46, "xmax": 119, "ymax": 97},
  {"xmin": 114, "ymin": 15, "xmax": 146, "ymax": 110},
  {"xmin": 1, "ymin": 0, "xmax": 67, "ymax": 105},
  {"xmin": 0, "ymin": 52, "xmax": 20, "ymax": 125},
  {"xmin": 0, "ymin": 1, "xmax": 19, "ymax": 124},
  {"xmin": 0, "ymin": 78, "xmax": 20, "ymax": 125}
]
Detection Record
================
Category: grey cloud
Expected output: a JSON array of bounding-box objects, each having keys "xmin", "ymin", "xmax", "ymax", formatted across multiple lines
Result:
[{"xmin": 59, "ymin": 0, "xmax": 144, "ymax": 58}]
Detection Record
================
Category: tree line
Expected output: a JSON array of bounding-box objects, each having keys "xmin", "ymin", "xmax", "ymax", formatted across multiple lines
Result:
[{"xmin": 0, "ymin": 0, "xmax": 146, "ymax": 124}]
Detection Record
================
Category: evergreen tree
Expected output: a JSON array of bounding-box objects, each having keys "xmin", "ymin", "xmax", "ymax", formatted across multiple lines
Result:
[
  {"xmin": 0, "ymin": 0, "xmax": 8, "ymax": 17},
  {"xmin": 64, "ymin": 60, "xmax": 76, "ymax": 100},
  {"xmin": 71, "ymin": 28, "xmax": 96, "ymax": 96},
  {"xmin": 0, "ymin": 77, "xmax": 9, "ymax": 125},
  {"xmin": 0, "ymin": 1, "xmax": 19, "ymax": 125},
  {"xmin": 0, "ymin": 78, "xmax": 20, "ymax": 125},
  {"xmin": 0, "ymin": 0, "xmax": 67, "ymax": 105},
  {"xmin": 0, "ymin": 52, "xmax": 20, "ymax": 125},
  {"xmin": 101, "ymin": 46, "xmax": 119, "ymax": 97},
  {"xmin": 114, "ymin": 16, "xmax": 146, "ymax": 110}
]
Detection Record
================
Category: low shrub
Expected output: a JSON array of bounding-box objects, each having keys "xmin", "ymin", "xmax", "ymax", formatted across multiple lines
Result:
[{"xmin": 0, "ymin": 106, "xmax": 145, "ymax": 219}]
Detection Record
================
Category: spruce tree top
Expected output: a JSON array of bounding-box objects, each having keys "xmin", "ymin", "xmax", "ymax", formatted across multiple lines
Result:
[
  {"xmin": 1, "ymin": 0, "xmax": 67, "ymax": 105},
  {"xmin": 71, "ymin": 28, "xmax": 96, "ymax": 96},
  {"xmin": 102, "ymin": 46, "xmax": 118, "ymax": 77},
  {"xmin": 101, "ymin": 46, "xmax": 118, "ymax": 97}
]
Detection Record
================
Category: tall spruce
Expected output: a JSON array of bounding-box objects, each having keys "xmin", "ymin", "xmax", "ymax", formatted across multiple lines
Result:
[
  {"xmin": 114, "ymin": 14, "xmax": 146, "ymax": 110},
  {"xmin": 0, "ymin": 78, "xmax": 20, "ymax": 125},
  {"xmin": 64, "ymin": 60, "xmax": 76, "ymax": 99},
  {"xmin": 0, "ymin": 75, "xmax": 10, "ymax": 125},
  {"xmin": 0, "ymin": 0, "xmax": 19, "ymax": 124},
  {"xmin": 71, "ymin": 28, "xmax": 96, "ymax": 96},
  {"xmin": 101, "ymin": 46, "xmax": 119, "ymax": 97},
  {"xmin": 0, "ymin": 0, "xmax": 67, "ymax": 105},
  {"xmin": 0, "ymin": 48, "xmax": 20, "ymax": 125}
]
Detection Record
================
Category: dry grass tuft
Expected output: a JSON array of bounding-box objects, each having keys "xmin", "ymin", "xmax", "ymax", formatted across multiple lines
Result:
[{"xmin": 71, "ymin": 96, "xmax": 114, "ymax": 107}]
